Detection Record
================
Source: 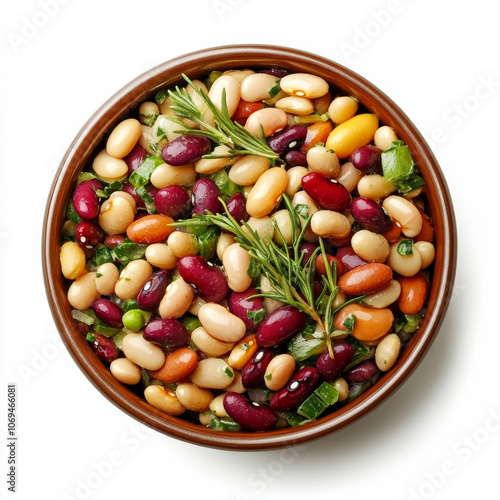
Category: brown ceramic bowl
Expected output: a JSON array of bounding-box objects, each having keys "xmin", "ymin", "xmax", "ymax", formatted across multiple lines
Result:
[{"xmin": 42, "ymin": 44, "xmax": 456, "ymax": 450}]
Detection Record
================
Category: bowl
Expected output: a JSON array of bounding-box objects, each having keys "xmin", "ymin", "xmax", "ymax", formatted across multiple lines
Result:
[{"xmin": 42, "ymin": 44, "xmax": 456, "ymax": 450}]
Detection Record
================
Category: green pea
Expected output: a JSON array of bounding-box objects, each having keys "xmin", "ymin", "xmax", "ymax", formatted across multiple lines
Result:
[
  {"xmin": 122, "ymin": 309, "xmax": 146, "ymax": 331},
  {"xmin": 180, "ymin": 314, "xmax": 201, "ymax": 333}
]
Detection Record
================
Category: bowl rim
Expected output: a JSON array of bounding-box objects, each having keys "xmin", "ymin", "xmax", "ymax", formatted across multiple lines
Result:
[{"xmin": 42, "ymin": 44, "xmax": 457, "ymax": 450}]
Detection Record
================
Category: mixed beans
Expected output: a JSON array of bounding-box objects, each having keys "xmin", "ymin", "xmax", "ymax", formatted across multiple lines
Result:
[{"xmin": 59, "ymin": 67, "xmax": 435, "ymax": 432}]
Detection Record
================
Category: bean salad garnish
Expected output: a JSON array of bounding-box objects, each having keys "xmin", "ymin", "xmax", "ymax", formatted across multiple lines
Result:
[{"xmin": 60, "ymin": 67, "xmax": 434, "ymax": 431}]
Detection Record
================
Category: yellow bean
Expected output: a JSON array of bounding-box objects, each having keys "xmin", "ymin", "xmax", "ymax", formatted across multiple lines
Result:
[
  {"xmin": 209, "ymin": 394, "xmax": 228, "ymax": 417},
  {"xmin": 414, "ymin": 241, "xmax": 435, "ymax": 269},
  {"xmin": 333, "ymin": 378, "xmax": 349, "ymax": 402},
  {"xmin": 228, "ymin": 334, "xmax": 259, "ymax": 370},
  {"xmin": 106, "ymin": 118, "xmax": 142, "ymax": 159},
  {"xmin": 144, "ymin": 385, "xmax": 185, "ymax": 415},
  {"xmin": 60, "ymin": 241, "xmax": 86, "ymax": 280},
  {"xmin": 357, "ymin": 174, "xmax": 396, "ymax": 201},
  {"xmin": 92, "ymin": 150, "xmax": 128, "ymax": 181},
  {"xmin": 328, "ymin": 96, "xmax": 359, "ymax": 124},
  {"xmin": 246, "ymin": 167, "xmax": 288, "ymax": 217},
  {"xmin": 228, "ymin": 155, "xmax": 270, "ymax": 186}
]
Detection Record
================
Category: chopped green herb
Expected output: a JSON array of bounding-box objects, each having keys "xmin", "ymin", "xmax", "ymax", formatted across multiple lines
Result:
[
  {"xmin": 208, "ymin": 168, "xmax": 242, "ymax": 200},
  {"xmin": 154, "ymin": 88, "xmax": 170, "ymax": 104},
  {"xmin": 224, "ymin": 367, "xmax": 234, "ymax": 378},
  {"xmin": 140, "ymin": 113, "xmax": 158, "ymax": 127},
  {"xmin": 397, "ymin": 239, "xmax": 414, "ymax": 256},
  {"xmin": 265, "ymin": 373, "xmax": 272, "ymax": 381},
  {"xmin": 246, "ymin": 258, "xmax": 261, "ymax": 279},
  {"xmin": 66, "ymin": 199, "xmax": 81, "ymax": 224},
  {"xmin": 72, "ymin": 309, "xmax": 96, "ymax": 326},
  {"xmin": 240, "ymin": 343, "xmax": 250, "ymax": 352},
  {"xmin": 86, "ymin": 332, "xmax": 96, "ymax": 342},
  {"xmin": 196, "ymin": 225, "xmax": 219, "ymax": 260},
  {"xmin": 112, "ymin": 241, "xmax": 148, "ymax": 265},
  {"xmin": 294, "ymin": 203, "xmax": 310, "ymax": 218},
  {"xmin": 294, "ymin": 112, "xmax": 330, "ymax": 125},
  {"xmin": 343, "ymin": 314, "xmax": 356, "ymax": 332},
  {"xmin": 207, "ymin": 415, "xmax": 241, "ymax": 431},
  {"xmin": 247, "ymin": 308, "xmax": 266, "ymax": 324},
  {"xmin": 268, "ymin": 79, "xmax": 282, "ymax": 99},
  {"xmin": 95, "ymin": 244, "xmax": 114, "ymax": 266},
  {"xmin": 95, "ymin": 272, "xmax": 103, "ymax": 278},
  {"xmin": 129, "ymin": 156, "xmax": 164, "ymax": 189}
]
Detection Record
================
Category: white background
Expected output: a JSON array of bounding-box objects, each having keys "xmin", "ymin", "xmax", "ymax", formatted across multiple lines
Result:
[{"xmin": 1, "ymin": 1, "xmax": 499, "ymax": 499}]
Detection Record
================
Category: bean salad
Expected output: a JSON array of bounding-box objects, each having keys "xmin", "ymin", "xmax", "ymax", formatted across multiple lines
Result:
[{"xmin": 59, "ymin": 67, "xmax": 435, "ymax": 432}]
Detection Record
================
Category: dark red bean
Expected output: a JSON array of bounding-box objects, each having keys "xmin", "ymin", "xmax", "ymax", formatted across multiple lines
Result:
[
  {"xmin": 315, "ymin": 343, "xmax": 355, "ymax": 380},
  {"xmin": 161, "ymin": 135, "xmax": 211, "ymax": 166},
  {"xmin": 241, "ymin": 348, "xmax": 274, "ymax": 388},
  {"xmin": 260, "ymin": 67, "xmax": 289, "ymax": 78},
  {"xmin": 301, "ymin": 172, "xmax": 351, "ymax": 212},
  {"xmin": 267, "ymin": 125, "xmax": 307, "ymax": 154},
  {"xmin": 344, "ymin": 360, "xmax": 379, "ymax": 384},
  {"xmin": 177, "ymin": 255, "xmax": 229, "ymax": 303},
  {"xmin": 73, "ymin": 179, "xmax": 103, "ymax": 220},
  {"xmin": 226, "ymin": 192, "xmax": 247, "ymax": 222},
  {"xmin": 269, "ymin": 367, "xmax": 320, "ymax": 411},
  {"xmin": 137, "ymin": 270, "xmax": 170, "ymax": 311},
  {"xmin": 228, "ymin": 286, "xmax": 265, "ymax": 331},
  {"xmin": 285, "ymin": 150, "xmax": 308, "ymax": 167},
  {"xmin": 335, "ymin": 246, "xmax": 368, "ymax": 272},
  {"xmin": 298, "ymin": 242, "xmax": 317, "ymax": 265},
  {"xmin": 75, "ymin": 221, "xmax": 102, "ymax": 249},
  {"xmin": 122, "ymin": 183, "xmax": 158, "ymax": 209},
  {"xmin": 154, "ymin": 185, "xmax": 191, "ymax": 218},
  {"xmin": 350, "ymin": 145, "xmax": 382, "ymax": 172},
  {"xmin": 90, "ymin": 333, "xmax": 119, "ymax": 364},
  {"xmin": 223, "ymin": 392, "xmax": 277, "ymax": 431},
  {"xmin": 91, "ymin": 298, "xmax": 123, "ymax": 328},
  {"xmin": 350, "ymin": 197, "xmax": 393, "ymax": 233},
  {"xmin": 192, "ymin": 178, "xmax": 223, "ymax": 215},
  {"xmin": 103, "ymin": 234, "xmax": 125, "ymax": 249},
  {"xmin": 124, "ymin": 144, "xmax": 147, "ymax": 175},
  {"xmin": 256, "ymin": 305, "xmax": 307, "ymax": 347},
  {"xmin": 143, "ymin": 318, "xmax": 190, "ymax": 350}
]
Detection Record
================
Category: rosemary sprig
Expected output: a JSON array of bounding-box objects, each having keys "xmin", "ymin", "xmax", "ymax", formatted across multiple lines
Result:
[{"xmin": 166, "ymin": 74, "xmax": 282, "ymax": 165}]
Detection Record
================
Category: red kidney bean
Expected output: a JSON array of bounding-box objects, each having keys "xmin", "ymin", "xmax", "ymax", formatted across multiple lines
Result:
[
  {"xmin": 350, "ymin": 145, "xmax": 382, "ymax": 172},
  {"xmin": 344, "ymin": 359, "xmax": 379, "ymax": 384},
  {"xmin": 143, "ymin": 318, "xmax": 190, "ymax": 350},
  {"xmin": 298, "ymin": 242, "xmax": 317, "ymax": 265},
  {"xmin": 256, "ymin": 305, "xmax": 307, "ymax": 347},
  {"xmin": 260, "ymin": 67, "xmax": 289, "ymax": 78},
  {"xmin": 350, "ymin": 197, "xmax": 393, "ymax": 233},
  {"xmin": 91, "ymin": 298, "xmax": 123, "ymax": 328},
  {"xmin": 177, "ymin": 255, "xmax": 229, "ymax": 303},
  {"xmin": 154, "ymin": 185, "xmax": 191, "ymax": 218},
  {"xmin": 269, "ymin": 366, "xmax": 320, "ymax": 411},
  {"xmin": 192, "ymin": 178, "xmax": 223, "ymax": 215},
  {"xmin": 73, "ymin": 179, "xmax": 103, "ymax": 220},
  {"xmin": 75, "ymin": 221, "xmax": 102, "ymax": 249},
  {"xmin": 285, "ymin": 150, "xmax": 308, "ymax": 167},
  {"xmin": 226, "ymin": 192, "xmax": 247, "ymax": 222},
  {"xmin": 228, "ymin": 286, "xmax": 265, "ymax": 331},
  {"xmin": 161, "ymin": 135, "xmax": 211, "ymax": 166},
  {"xmin": 315, "ymin": 343, "xmax": 355, "ymax": 380},
  {"xmin": 223, "ymin": 392, "xmax": 277, "ymax": 431},
  {"xmin": 90, "ymin": 333, "xmax": 119, "ymax": 364},
  {"xmin": 137, "ymin": 270, "xmax": 171, "ymax": 311},
  {"xmin": 301, "ymin": 172, "xmax": 351, "ymax": 212},
  {"xmin": 267, "ymin": 125, "xmax": 307, "ymax": 154},
  {"xmin": 122, "ymin": 183, "xmax": 158, "ymax": 209},
  {"xmin": 103, "ymin": 234, "xmax": 125, "ymax": 249},
  {"xmin": 241, "ymin": 348, "xmax": 274, "ymax": 388},
  {"xmin": 124, "ymin": 144, "xmax": 147, "ymax": 175},
  {"xmin": 335, "ymin": 246, "xmax": 367, "ymax": 272}
]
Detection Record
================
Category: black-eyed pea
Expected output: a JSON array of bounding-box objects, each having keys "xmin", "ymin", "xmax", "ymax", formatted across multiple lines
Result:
[
  {"xmin": 95, "ymin": 262, "xmax": 120, "ymax": 295},
  {"xmin": 382, "ymin": 196, "xmax": 423, "ymax": 237},
  {"xmin": 362, "ymin": 279, "xmax": 401, "ymax": 308},
  {"xmin": 374, "ymin": 125, "xmax": 398, "ymax": 150},
  {"xmin": 115, "ymin": 260, "xmax": 153, "ymax": 300},
  {"xmin": 209, "ymin": 394, "xmax": 228, "ymax": 417},
  {"xmin": 138, "ymin": 101, "xmax": 159, "ymax": 126},
  {"xmin": 222, "ymin": 243, "xmax": 252, "ymax": 292},
  {"xmin": 158, "ymin": 277, "xmax": 195, "ymax": 318},
  {"xmin": 191, "ymin": 326, "xmax": 235, "ymax": 357},
  {"xmin": 280, "ymin": 73, "xmax": 329, "ymax": 98},
  {"xmin": 60, "ymin": 241, "xmax": 86, "ymax": 280},
  {"xmin": 144, "ymin": 385, "xmax": 186, "ymax": 415},
  {"xmin": 150, "ymin": 163, "xmax": 197, "ymax": 189},
  {"xmin": 306, "ymin": 146, "xmax": 340, "ymax": 178},
  {"xmin": 375, "ymin": 333, "xmax": 401, "ymax": 371},
  {"xmin": 311, "ymin": 210, "xmax": 351, "ymax": 239},
  {"xmin": 228, "ymin": 334, "xmax": 259, "ymax": 370},
  {"xmin": 175, "ymin": 383, "xmax": 214, "ymax": 412},
  {"xmin": 244, "ymin": 216, "xmax": 275, "ymax": 240},
  {"xmin": 357, "ymin": 174, "xmax": 397, "ymax": 201},
  {"xmin": 228, "ymin": 155, "xmax": 270, "ymax": 186},
  {"xmin": 188, "ymin": 296, "xmax": 207, "ymax": 316},
  {"xmin": 110, "ymin": 358, "xmax": 142, "ymax": 385},
  {"xmin": 198, "ymin": 303, "xmax": 246, "ymax": 343},
  {"xmin": 189, "ymin": 358, "xmax": 235, "ymax": 389},
  {"xmin": 108, "ymin": 190, "xmax": 137, "ymax": 212},
  {"xmin": 122, "ymin": 333, "xmax": 165, "ymax": 370},
  {"xmin": 414, "ymin": 241, "xmax": 436, "ymax": 269},
  {"xmin": 167, "ymin": 231, "xmax": 199, "ymax": 258},
  {"xmin": 328, "ymin": 96, "xmax": 358, "ymax": 124},
  {"xmin": 333, "ymin": 377, "xmax": 349, "ymax": 402},
  {"xmin": 271, "ymin": 210, "xmax": 294, "ymax": 246},
  {"xmin": 285, "ymin": 166, "xmax": 309, "ymax": 197},
  {"xmin": 92, "ymin": 150, "xmax": 128, "ymax": 181},
  {"xmin": 216, "ymin": 233, "xmax": 236, "ymax": 261},
  {"xmin": 351, "ymin": 229, "xmax": 390, "ymax": 263},
  {"xmin": 387, "ymin": 238, "xmax": 422, "ymax": 277},
  {"xmin": 240, "ymin": 73, "xmax": 279, "ymax": 102},
  {"xmin": 98, "ymin": 196, "xmax": 135, "ymax": 235},
  {"xmin": 245, "ymin": 108, "xmax": 288, "ymax": 137},
  {"xmin": 264, "ymin": 354, "xmax": 296, "ymax": 391},
  {"xmin": 275, "ymin": 96, "xmax": 314, "ymax": 116},
  {"xmin": 67, "ymin": 272, "xmax": 100, "ymax": 310},
  {"xmin": 336, "ymin": 162, "xmax": 363, "ymax": 192},
  {"xmin": 106, "ymin": 118, "xmax": 142, "ymax": 159}
]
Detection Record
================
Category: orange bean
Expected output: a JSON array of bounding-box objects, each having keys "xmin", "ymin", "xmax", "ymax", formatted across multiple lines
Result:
[
  {"xmin": 334, "ymin": 303, "xmax": 393, "ymax": 341},
  {"xmin": 338, "ymin": 263, "xmax": 393, "ymax": 295},
  {"xmin": 300, "ymin": 121, "xmax": 333, "ymax": 153},
  {"xmin": 148, "ymin": 347, "xmax": 198, "ymax": 384},
  {"xmin": 126, "ymin": 214, "xmax": 175, "ymax": 244},
  {"xmin": 397, "ymin": 272, "xmax": 428, "ymax": 314},
  {"xmin": 414, "ymin": 207, "xmax": 434, "ymax": 243},
  {"xmin": 232, "ymin": 100, "xmax": 265, "ymax": 126},
  {"xmin": 328, "ymin": 232, "xmax": 353, "ymax": 248},
  {"xmin": 382, "ymin": 224, "xmax": 402, "ymax": 243},
  {"xmin": 315, "ymin": 254, "xmax": 346, "ymax": 278}
]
